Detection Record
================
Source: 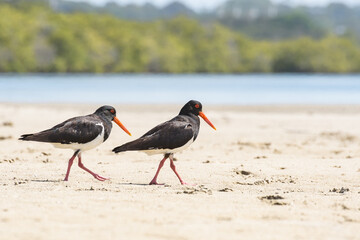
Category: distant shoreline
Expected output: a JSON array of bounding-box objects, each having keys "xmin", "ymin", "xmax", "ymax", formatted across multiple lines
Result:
[{"xmin": 2, "ymin": 102, "xmax": 360, "ymax": 114}]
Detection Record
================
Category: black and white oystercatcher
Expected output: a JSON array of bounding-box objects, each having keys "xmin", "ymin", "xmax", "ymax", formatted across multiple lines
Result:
[
  {"xmin": 112, "ymin": 100, "xmax": 216, "ymax": 185},
  {"xmin": 19, "ymin": 106, "xmax": 131, "ymax": 181}
]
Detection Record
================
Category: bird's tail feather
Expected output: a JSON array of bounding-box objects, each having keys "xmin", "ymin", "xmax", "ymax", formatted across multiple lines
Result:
[
  {"xmin": 19, "ymin": 133, "xmax": 51, "ymax": 142},
  {"xmin": 112, "ymin": 140, "xmax": 144, "ymax": 153},
  {"xmin": 112, "ymin": 145, "xmax": 127, "ymax": 153},
  {"xmin": 19, "ymin": 134, "xmax": 34, "ymax": 141}
]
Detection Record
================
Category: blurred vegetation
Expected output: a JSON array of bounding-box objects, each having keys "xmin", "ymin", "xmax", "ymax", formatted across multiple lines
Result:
[
  {"xmin": 0, "ymin": 1, "xmax": 359, "ymax": 73},
  {"xmin": 40, "ymin": 0, "xmax": 360, "ymax": 42}
]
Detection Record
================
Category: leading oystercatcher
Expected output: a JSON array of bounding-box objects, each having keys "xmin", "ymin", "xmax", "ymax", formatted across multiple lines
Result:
[
  {"xmin": 19, "ymin": 105, "xmax": 131, "ymax": 181},
  {"xmin": 112, "ymin": 100, "xmax": 216, "ymax": 185}
]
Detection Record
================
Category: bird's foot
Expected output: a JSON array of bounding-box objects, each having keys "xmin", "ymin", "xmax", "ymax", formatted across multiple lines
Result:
[
  {"xmin": 93, "ymin": 174, "xmax": 109, "ymax": 181},
  {"xmin": 181, "ymin": 181, "xmax": 196, "ymax": 186},
  {"xmin": 149, "ymin": 180, "xmax": 164, "ymax": 185}
]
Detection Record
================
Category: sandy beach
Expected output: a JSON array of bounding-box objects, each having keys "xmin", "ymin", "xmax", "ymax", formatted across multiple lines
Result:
[{"xmin": 0, "ymin": 103, "xmax": 359, "ymax": 240}]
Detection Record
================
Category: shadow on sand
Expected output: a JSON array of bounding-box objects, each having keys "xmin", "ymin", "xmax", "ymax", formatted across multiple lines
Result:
[
  {"xmin": 117, "ymin": 182, "xmax": 152, "ymax": 186},
  {"xmin": 30, "ymin": 179, "xmax": 62, "ymax": 183}
]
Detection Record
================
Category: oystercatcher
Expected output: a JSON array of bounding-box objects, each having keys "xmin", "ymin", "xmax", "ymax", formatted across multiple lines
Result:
[
  {"xmin": 19, "ymin": 105, "xmax": 131, "ymax": 181},
  {"xmin": 112, "ymin": 100, "xmax": 216, "ymax": 185}
]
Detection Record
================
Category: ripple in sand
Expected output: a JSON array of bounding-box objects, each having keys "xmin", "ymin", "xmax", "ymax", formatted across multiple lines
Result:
[
  {"xmin": 329, "ymin": 187, "xmax": 349, "ymax": 194},
  {"xmin": 259, "ymin": 195, "xmax": 288, "ymax": 206}
]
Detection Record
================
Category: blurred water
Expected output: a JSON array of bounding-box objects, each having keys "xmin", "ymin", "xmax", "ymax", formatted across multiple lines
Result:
[{"xmin": 0, "ymin": 74, "xmax": 359, "ymax": 104}]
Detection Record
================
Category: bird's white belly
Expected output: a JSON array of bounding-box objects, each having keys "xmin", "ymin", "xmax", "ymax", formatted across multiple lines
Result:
[
  {"xmin": 52, "ymin": 123, "xmax": 105, "ymax": 151},
  {"xmin": 143, "ymin": 138, "xmax": 194, "ymax": 156}
]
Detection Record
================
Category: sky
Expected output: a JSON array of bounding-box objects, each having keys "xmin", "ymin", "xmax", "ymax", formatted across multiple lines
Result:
[{"xmin": 73, "ymin": 0, "xmax": 360, "ymax": 10}]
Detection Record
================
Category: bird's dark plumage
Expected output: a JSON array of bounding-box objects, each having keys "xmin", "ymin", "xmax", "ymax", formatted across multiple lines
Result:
[
  {"xmin": 19, "ymin": 105, "xmax": 116, "ymax": 147},
  {"xmin": 113, "ymin": 115, "xmax": 199, "ymax": 153},
  {"xmin": 112, "ymin": 101, "xmax": 202, "ymax": 154},
  {"xmin": 19, "ymin": 105, "xmax": 131, "ymax": 181},
  {"xmin": 20, "ymin": 116, "xmax": 108, "ymax": 144},
  {"xmin": 112, "ymin": 100, "xmax": 216, "ymax": 185}
]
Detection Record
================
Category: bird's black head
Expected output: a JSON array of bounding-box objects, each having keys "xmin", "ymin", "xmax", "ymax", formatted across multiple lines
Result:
[
  {"xmin": 179, "ymin": 100, "xmax": 216, "ymax": 130},
  {"xmin": 95, "ymin": 105, "xmax": 117, "ymax": 120},
  {"xmin": 94, "ymin": 105, "xmax": 131, "ymax": 136},
  {"xmin": 179, "ymin": 100, "xmax": 202, "ymax": 116}
]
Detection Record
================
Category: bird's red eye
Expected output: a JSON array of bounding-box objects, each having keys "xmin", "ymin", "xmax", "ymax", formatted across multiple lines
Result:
[
  {"xmin": 195, "ymin": 104, "xmax": 200, "ymax": 109},
  {"xmin": 110, "ymin": 109, "xmax": 115, "ymax": 114}
]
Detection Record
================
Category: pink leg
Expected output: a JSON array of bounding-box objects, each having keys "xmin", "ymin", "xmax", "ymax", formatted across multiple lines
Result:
[
  {"xmin": 149, "ymin": 155, "xmax": 169, "ymax": 185},
  {"xmin": 169, "ymin": 155, "xmax": 193, "ymax": 185},
  {"xmin": 64, "ymin": 150, "xmax": 79, "ymax": 181},
  {"xmin": 77, "ymin": 153, "xmax": 109, "ymax": 181}
]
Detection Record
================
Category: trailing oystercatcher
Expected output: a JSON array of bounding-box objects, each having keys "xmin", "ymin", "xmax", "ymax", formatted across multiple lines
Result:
[
  {"xmin": 112, "ymin": 100, "xmax": 216, "ymax": 185},
  {"xmin": 19, "ymin": 105, "xmax": 131, "ymax": 181}
]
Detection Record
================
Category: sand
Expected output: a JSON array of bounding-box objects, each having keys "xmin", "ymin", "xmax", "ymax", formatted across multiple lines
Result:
[{"xmin": 0, "ymin": 103, "xmax": 359, "ymax": 240}]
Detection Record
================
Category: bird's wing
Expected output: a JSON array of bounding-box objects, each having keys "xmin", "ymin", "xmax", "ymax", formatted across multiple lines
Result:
[
  {"xmin": 113, "ymin": 120, "xmax": 194, "ymax": 152},
  {"xmin": 20, "ymin": 116, "xmax": 104, "ymax": 144}
]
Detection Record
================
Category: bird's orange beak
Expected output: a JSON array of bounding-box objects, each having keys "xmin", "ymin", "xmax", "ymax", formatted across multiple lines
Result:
[
  {"xmin": 199, "ymin": 111, "xmax": 216, "ymax": 130},
  {"xmin": 113, "ymin": 117, "xmax": 131, "ymax": 136}
]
